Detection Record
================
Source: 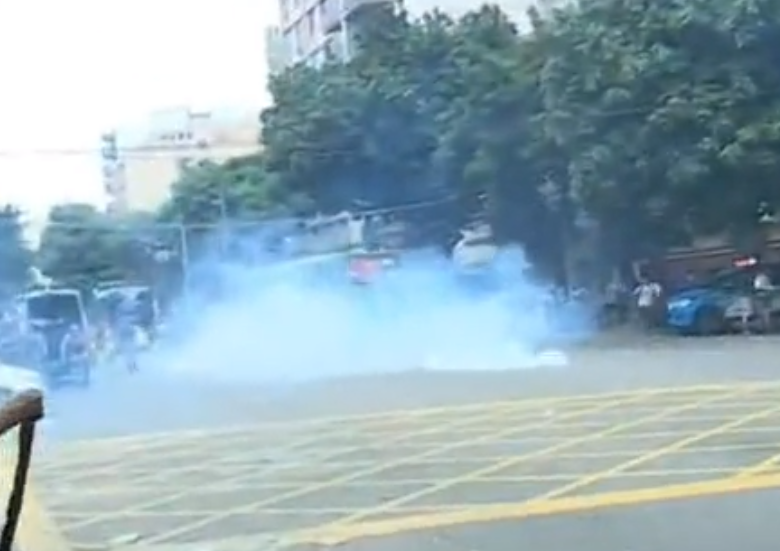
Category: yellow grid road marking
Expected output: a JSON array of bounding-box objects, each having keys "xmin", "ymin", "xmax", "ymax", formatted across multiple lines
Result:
[
  {"xmin": 54, "ymin": 381, "xmax": 780, "ymax": 449},
  {"xmin": 134, "ymin": 391, "xmax": 656, "ymax": 545},
  {"xmin": 300, "ymin": 386, "xmax": 745, "ymax": 537},
  {"xmin": 31, "ymin": 381, "xmax": 780, "ymax": 549},
  {"xmin": 288, "ymin": 473, "xmax": 780, "ymax": 545},
  {"xmin": 525, "ymin": 402, "xmax": 780, "ymax": 502},
  {"xmin": 735, "ymin": 450, "xmax": 780, "ymax": 478},
  {"xmin": 60, "ymin": 400, "xmax": 539, "ymax": 535}
]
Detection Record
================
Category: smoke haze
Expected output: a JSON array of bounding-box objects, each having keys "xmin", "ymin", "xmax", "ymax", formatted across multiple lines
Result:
[
  {"xmin": 40, "ymin": 241, "xmax": 595, "ymax": 441},
  {"xmin": 153, "ymin": 246, "xmax": 588, "ymax": 384}
]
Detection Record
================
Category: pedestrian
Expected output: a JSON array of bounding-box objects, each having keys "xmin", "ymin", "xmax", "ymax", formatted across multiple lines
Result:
[
  {"xmin": 753, "ymin": 267, "xmax": 774, "ymax": 332},
  {"xmin": 603, "ymin": 278, "xmax": 628, "ymax": 326},
  {"xmin": 633, "ymin": 277, "xmax": 663, "ymax": 330}
]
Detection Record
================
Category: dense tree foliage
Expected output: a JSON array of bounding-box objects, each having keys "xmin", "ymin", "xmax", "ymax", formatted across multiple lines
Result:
[
  {"xmin": 0, "ymin": 205, "xmax": 33, "ymax": 297},
  {"xmin": 533, "ymin": 0, "xmax": 780, "ymax": 260},
  {"xmin": 159, "ymin": 155, "xmax": 294, "ymax": 224},
  {"xmin": 39, "ymin": 0, "xmax": 780, "ymax": 285},
  {"xmin": 261, "ymin": 1, "xmax": 780, "ymax": 266},
  {"xmin": 37, "ymin": 204, "xmax": 159, "ymax": 290}
]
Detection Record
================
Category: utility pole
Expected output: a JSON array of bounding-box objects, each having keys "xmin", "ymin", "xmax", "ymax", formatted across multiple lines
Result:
[{"xmin": 178, "ymin": 222, "xmax": 190, "ymax": 294}]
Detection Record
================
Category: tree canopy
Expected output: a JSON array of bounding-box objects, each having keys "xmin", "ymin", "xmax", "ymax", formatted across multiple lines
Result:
[
  {"xmin": 38, "ymin": 0, "xmax": 780, "ymax": 287},
  {"xmin": 37, "ymin": 204, "xmax": 162, "ymax": 291},
  {"xmin": 0, "ymin": 205, "xmax": 33, "ymax": 297},
  {"xmin": 159, "ymin": 155, "xmax": 293, "ymax": 224},
  {"xmin": 260, "ymin": 0, "xmax": 780, "ymax": 271}
]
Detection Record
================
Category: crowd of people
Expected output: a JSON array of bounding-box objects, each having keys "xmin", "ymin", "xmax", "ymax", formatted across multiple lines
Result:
[
  {"xmin": 599, "ymin": 261, "xmax": 778, "ymax": 334},
  {"xmin": 0, "ymin": 293, "xmax": 150, "ymax": 383}
]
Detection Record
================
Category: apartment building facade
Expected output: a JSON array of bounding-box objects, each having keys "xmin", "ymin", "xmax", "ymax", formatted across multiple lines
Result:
[
  {"xmin": 273, "ymin": 0, "xmax": 553, "ymax": 70},
  {"xmin": 265, "ymin": 26, "xmax": 290, "ymax": 76},
  {"xmin": 101, "ymin": 108, "xmax": 261, "ymax": 213},
  {"xmin": 275, "ymin": 0, "xmax": 392, "ymax": 69}
]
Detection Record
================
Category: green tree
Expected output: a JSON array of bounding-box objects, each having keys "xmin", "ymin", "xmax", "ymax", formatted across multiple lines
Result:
[
  {"xmin": 428, "ymin": 7, "xmax": 566, "ymax": 269},
  {"xmin": 157, "ymin": 154, "xmax": 302, "ymax": 261},
  {"xmin": 260, "ymin": 5, "xmax": 553, "ymax": 249},
  {"xmin": 534, "ymin": 0, "xmax": 780, "ymax": 260},
  {"xmin": 159, "ymin": 154, "xmax": 296, "ymax": 224},
  {"xmin": 163, "ymin": 0, "xmax": 780, "ymax": 276},
  {"xmin": 262, "ymin": 6, "xmax": 491, "ymax": 212},
  {"xmin": 37, "ymin": 204, "xmax": 152, "ymax": 290},
  {"xmin": 0, "ymin": 205, "xmax": 33, "ymax": 296}
]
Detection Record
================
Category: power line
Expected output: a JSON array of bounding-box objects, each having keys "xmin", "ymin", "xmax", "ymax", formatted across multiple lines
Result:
[
  {"xmin": 0, "ymin": 86, "xmax": 777, "ymax": 160},
  {"xmin": 0, "ymin": 143, "xmax": 262, "ymax": 160},
  {"xmin": 7, "ymin": 195, "xmax": 457, "ymax": 232}
]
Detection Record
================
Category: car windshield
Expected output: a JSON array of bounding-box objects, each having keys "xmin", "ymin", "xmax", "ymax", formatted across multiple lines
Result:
[{"xmin": 25, "ymin": 293, "xmax": 82, "ymax": 325}]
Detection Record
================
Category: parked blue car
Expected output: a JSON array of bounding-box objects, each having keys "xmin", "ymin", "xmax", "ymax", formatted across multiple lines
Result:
[
  {"xmin": 666, "ymin": 286, "xmax": 732, "ymax": 335},
  {"xmin": 666, "ymin": 263, "xmax": 763, "ymax": 335}
]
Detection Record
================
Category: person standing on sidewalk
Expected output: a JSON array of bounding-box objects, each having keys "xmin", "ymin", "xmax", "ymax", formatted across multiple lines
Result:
[
  {"xmin": 634, "ymin": 277, "xmax": 663, "ymax": 330},
  {"xmin": 753, "ymin": 267, "xmax": 775, "ymax": 332}
]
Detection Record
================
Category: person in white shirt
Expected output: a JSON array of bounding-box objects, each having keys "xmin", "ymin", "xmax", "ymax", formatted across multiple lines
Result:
[
  {"xmin": 634, "ymin": 278, "xmax": 663, "ymax": 329},
  {"xmin": 753, "ymin": 269, "xmax": 774, "ymax": 332},
  {"xmin": 754, "ymin": 270, "xmax": 773, "ymax": 291}
]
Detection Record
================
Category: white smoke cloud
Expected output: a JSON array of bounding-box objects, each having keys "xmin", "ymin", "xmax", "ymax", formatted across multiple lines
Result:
[{"xmin": 152, "ymin": 245, "xmax": 591, "ymax": 384}]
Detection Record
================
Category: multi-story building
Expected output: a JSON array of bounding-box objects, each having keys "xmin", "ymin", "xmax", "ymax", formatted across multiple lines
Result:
[
  {"xmin": 276, "ymin": 0, "xmax": 399, "ymax": 69},
  {"xmin": 274, "ymin": 0, "xmax": 555, "ymax": 70},
  {"xmin": 101, "ymin": 107, "xmax": 261, "ymax": 213},
  {"xmin": 265, "ymin": 26, "xmax": 290, "ymax": 77}
]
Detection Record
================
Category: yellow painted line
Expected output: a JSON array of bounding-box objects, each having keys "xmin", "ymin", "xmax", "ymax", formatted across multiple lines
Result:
[
  {"xmin": 29, "ymin": 383, "xmax": 780, "ymax": 548},
  {"xmin": 41, "ymin": 434, "xmax": 780, "ymax": 487},
  {"xmin": 735, "ymin": 449, "xmax": 780, "ymax": 478},
  {"xmin": 18, "ymin": 485, "xmax": 73, "ymax": 551},
  {"xmin": 525, "ymin": 401, "xmax": 780, "ymax": 503},
  {"xmin": 49, "ymin": 381, "xmax": 780, "ymax": 449},
  {"xmin": 49, "ymin": 382, "xmax": 769, "ymax": 470},
  {"xmin": 290, "ymin": 473, "xmax": 780, "ymax": 545},
  {"xmin": 44, "ymin": 414, "xmax": 412, "ymax": 485},
  {"xmin": 1, "ymin": 438, "xmax": 72, "ymax": 551},
  {"xmin": 47, "ymin": 467, "xmax": 744, "ymax": 507},
  {"xmin": 62, "ymin": 402, "xmax": 537, "ymax": 535},
  {"xmin": 47, "ymin": 385, "xmax": 754, "ymax": 542},
  {"xmin": 48, "ymin": 417, "xmax": 400, "ymax": 498},
  {"xmin": 27, "ymin": 382, "xmax": 776, "ymax": 550},
  {"xmin": 136, "ymin": 392, "xmax": 653, "ymax": 545},
  {"xmin": 312, "ymin": 387, "xmax": 744, "ymax": 531}
]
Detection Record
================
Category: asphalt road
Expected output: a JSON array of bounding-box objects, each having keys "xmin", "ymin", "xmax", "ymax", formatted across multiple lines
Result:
[
  {"xmin": 41, "ymin": 334, "xmax": 780, "ymax": 441},
  {"xmin": 24, "ymin": 334, "xmax": 780, "ymax": 551},
  {"xmin": 287, "ymin": 491, "xmax": 780, "ymax": 551}
]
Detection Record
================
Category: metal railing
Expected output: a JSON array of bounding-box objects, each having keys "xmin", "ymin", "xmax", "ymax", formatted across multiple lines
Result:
[{"xmin": 0, "ymin": 390, "xmax": 44, "ymax": 551}]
